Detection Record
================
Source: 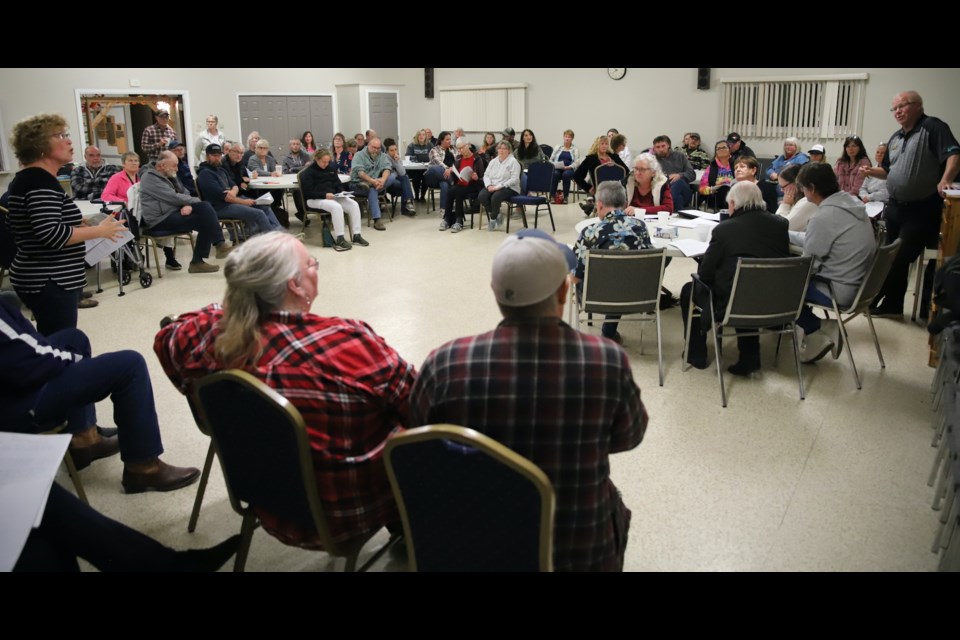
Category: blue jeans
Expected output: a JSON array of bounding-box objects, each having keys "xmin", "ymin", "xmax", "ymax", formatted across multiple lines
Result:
[
  {"xmin": 797, "ymin": 281, "xmax": 835, "ymax": 334},
  {"xmin": 424, "ymin": 165, "xmax": 450, "ymax": 210},
  {"xmin": 17, "ymin": 279, "xmax": 81, "ymax": 336},
  {"xmin": 216, "ymin": 203, "xmax": 279, "ymax": 236},
  {"xmin": 26, "ymin": 329, "xmax": 164, "ymax": 463},
  {"xmin": 147, "ymin": 202, "xmax": 224, "ymax": 264},
  {"xmin": 551, "ymin": 168, "xmax": 575, "ymax": 198},
  {"xmin": 387, "ymin": 174, "xmax": 415, "ymax": 202},
  {"xmin": 669, "ymin": 179, "xmax": 692, "ymax": 210},
  {"xmin": 357, "ymin": 174, "xmax": 398, "ymax": 219}
]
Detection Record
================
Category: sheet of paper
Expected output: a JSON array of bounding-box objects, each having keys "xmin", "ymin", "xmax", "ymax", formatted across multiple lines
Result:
[
  {"xmin": 255, "ymin": 192, "xmax": 274, "ymax": 205},
  {"xmin": 334, "ymin": 191, "xmax": 355, "ymax": 198},
  {"xmin": 669, "ymin": 219, "xmax": 701, "ymax": 229},
  {"xmin": 0, "ymin": 433, "xmax": 71, "ymax": 572},
  {"xmin": 864, "ymin": 201, "xmax": 885, "ymax": 218},
  {"xmin": 84, "ymin": 229, "xmax": 135, "ymax": 267},
  {"xmin": 668, "ymin": 239, "xmax": 709, "ymax": 257},
  {"xmin": 677, "ymin": 209, "xmax": 721, "ymax": 221},
  {"xmin": 944, "ymin": 189, "xmax": 960, "ymax": 197}
]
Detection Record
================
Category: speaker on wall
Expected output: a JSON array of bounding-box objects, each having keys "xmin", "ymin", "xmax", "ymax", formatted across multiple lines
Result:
[
  {"xmin": 697, "ymin": 67, "xmax": 710, "ymax": 91},
  {"xmin": 425, "ymin": 68, "xmax": 434, "ymax": 99}
]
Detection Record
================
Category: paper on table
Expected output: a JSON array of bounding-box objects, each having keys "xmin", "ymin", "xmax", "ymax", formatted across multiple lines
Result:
[
  {"xmin": 668, "ymin": 238, "xmax": 709, "ymax": 257},
  {"xmin": 678, "ymin": 209, "xmax": 721, "ymax": 221},
  {"xmin": 255, "ymin": 192, "xmax": 274, "ymax": 205},
  {"xmin": 864, "ymin": 201, "xmax": 885, "ymax": 218},
  {"xmin": 0, "ymin": 432, "xmax": 71, "ymax": 572},
  {"xmin": 84, "ymin": 229, "xmax": 135, "ymax": 267},
  {"xmin": 669, "ymin": 219, "xmax": 701, "ymax": 229},
  {"xmin": 944, "ymin": 189, "xmax": 960, "ymax": 197}
]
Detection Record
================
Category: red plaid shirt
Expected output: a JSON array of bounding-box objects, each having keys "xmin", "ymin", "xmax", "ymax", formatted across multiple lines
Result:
[
  {"xmin": 154, "ymin": 304, "xmax": 416, "ymax": 546},
  {"xmin": 140, "ymin": 123, "xmax": 177, "ymax": 161},
  {"xmin": 410, "ymin": 317, "xmax": 648, "ymax": 571}
]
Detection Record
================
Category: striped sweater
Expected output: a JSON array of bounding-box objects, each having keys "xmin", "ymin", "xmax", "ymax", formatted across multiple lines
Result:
[{"xmin": 6, "ymin": 167, "xmax": 85, "ymax": 293}]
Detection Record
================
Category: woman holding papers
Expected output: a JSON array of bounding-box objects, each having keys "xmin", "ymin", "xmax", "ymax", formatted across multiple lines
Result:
[
  {"xmin": 439, "ymin": 137, "xmax": 486, "ymax": 233},
  {"xmin": 5, "ymin": 113, "xmax": 125, "ymax": 335},
  {"xmin": 549, "ymin": 129, "xmax": 580, "ymax": 204},
  {"xmin": 299, "ymin": 148, "xmax": 367, "ymax": 252}
]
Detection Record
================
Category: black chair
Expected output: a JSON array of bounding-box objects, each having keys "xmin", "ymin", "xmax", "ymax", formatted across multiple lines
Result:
[
  {"xmin": 193, "ymin": 370, "xmax": 398, "ymax": 572},
  {"xmin": 808, "ymin": 239, "xmax": 902, "ymax": 390},
  {"xmin": 384, "ymin": 424, "xmax": 555, "ymax": 572},
  {"xmin": 683, "ymin": 256, "xmax": 813, "ymax": 407},
  {"xmin": 575, "ymin": 248, "xmax": 667, "ymax": 386},
  {"xmin": 594, "ymin": 164, "xmax": 627, "ymax": 187},
  {"xmin": 508, "ymin": 162, "xmax": 556, "ymax": 232},
  {"xmin": 292, "ymin": 170, "xmax": 333, "ymax": 248},
  {"xmin": 539, "ymin": 144, "xmax": 553, "ymax": 159}
]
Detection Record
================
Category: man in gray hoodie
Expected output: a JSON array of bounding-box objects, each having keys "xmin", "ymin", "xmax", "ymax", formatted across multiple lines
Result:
[
  {"xmin": 790, "ymin": 162, "xmax": 877, "ymax": 363},
  {"xmin": 139, "ymin": 151, "xmax": 231, "ymax": 274}
]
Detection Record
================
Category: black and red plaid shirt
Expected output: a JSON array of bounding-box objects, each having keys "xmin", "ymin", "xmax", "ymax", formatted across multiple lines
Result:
[
  {"xmin": 410, "ymin": 316, "xmax": 648, "ymax": 571},
  {"xmin": 155, "ymin": 304, "xmax": 416, "ymax": 546}
]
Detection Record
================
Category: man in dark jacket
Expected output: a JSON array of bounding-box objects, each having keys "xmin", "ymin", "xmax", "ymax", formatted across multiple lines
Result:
[
  {"xmin": 680, "ymin": 181, "xmax": 789, "ymax": 374},
  {"xmin": 168, "ymin": 140, "xmax": 197, "ymax": 196},
  {"xmin": 196, "ymin": 144, "xmax": 280, "ymax": 237}
]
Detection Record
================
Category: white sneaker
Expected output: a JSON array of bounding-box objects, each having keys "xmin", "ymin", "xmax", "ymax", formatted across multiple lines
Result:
[
  {"xmin": 800, "ymin": 330, "xmax": 834, "ymax": 364},
  {"xmin": 822, "ymin": 319, "xmax": 843, "ymax": 359},
  {"xmin": 439, "ymin": 220, "xmax": 449, "ymax": 231},
  {"xmin": 488, "ymin": 216, "xmax": 501, "ymax": 232},
  {"xmin": 451, "ymin": 222, "xmax": 463, "ymax": 233}
]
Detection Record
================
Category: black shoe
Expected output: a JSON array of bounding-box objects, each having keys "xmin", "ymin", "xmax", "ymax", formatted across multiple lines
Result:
[
  {"xmin": 69, "ymin": 435, "xmax": 121, "ymax": 471},
  {"xmin": 603, "ymin": 332, "xmax": 624, "ymax": 345},
  {"xmin": 686, "ymin": 355, "xmax": 709, "ymax": 370},
  {"xmin": 352, "ymin": 234, "xmax": 370, "ymax": 247},
  {"xmin": 869, "ymin": 304, "xmax": 903, "ymax": 319},
  {"xmin": 172, "ymin": 534, "xmax": 242, "ymax": 572},
  {"xmin": 165, "ymin": 258, "xmax": 183, "ymax": 271},
  {"xmin": 96, "ymin": 426, "xmax": 118, "ymax": 438},
  {"xmin": 727, "ymin": 360, "xmax": 761, "ymax": 377}
]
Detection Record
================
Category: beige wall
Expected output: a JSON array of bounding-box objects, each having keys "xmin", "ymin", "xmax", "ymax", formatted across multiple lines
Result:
[{"xmin": 2, "ymin": 68, "xmax": 958, "ymax": 191}]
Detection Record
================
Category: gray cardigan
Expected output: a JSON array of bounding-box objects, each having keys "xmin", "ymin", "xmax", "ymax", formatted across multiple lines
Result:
[{"xmin": 138, "ymin": 167, "xmax": 198, "ymax": 228}]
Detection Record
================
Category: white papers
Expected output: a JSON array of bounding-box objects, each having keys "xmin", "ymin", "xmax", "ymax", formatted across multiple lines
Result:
[
  {"xmin": 554, "ymin": 161, "xmax": 567, "ymax": 170},
  {"xmin": 668, "ymin": 239, "xmax": 709, "ymax": 257},
  {"xmin": 864, "ymin": 201, "xmax": 885, "ymax": 218},
  {"xmin": 678, "ymin": 209, "xmax": 721, "ymax": 221},
  {"xmin": 334, "ymin": 191, "xmax": 355, "ymax": 198},
  {"xmin": 255, "ymin": 192, "xmax": 274, "ymax": 205},
  {"xmin": 669, "ymin": 219, "xmax": 701, "ymax": 229},
  {"xmin": 945, "ymin": 189, "xmax": 960, "ymax": 197},
  {"xmin": 84, "ymin": 229, "xmax": 135, "ymax": 267},
  {"xmin": 0, "ymin": 432, "xmax": 71, "ymax": 572},
  {"xmin": 449, "ymin": 165, "xmax": 461, "ymax": 180},
  {"xmin": 459, "ymin": 166, "xmax": 474, "ymax": 183}
]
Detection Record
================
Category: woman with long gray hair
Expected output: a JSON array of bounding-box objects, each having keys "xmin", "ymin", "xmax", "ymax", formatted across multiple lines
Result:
[{"xmin": 155, "ymin": 232, "xmax": 416, "ymax": 545}]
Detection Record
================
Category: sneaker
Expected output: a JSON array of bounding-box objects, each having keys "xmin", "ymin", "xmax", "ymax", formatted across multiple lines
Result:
[
  {"xmin": 488, "ymin": 216, "xmax": 502, "ymax": 232},
  {"xmin": 373, "ymin": 219, "xmax": 386, "ymax": 231},
  {"xmin": 451, "ymin": 222, "xmax": 463, "ymax": 233},
  {"xmin": 439, "ymin": 220, "xmax": 450, "ymax": 231},
  {"xmin": 78, "ymin": 297, "xmax": 99, "ymax": 309},
  {"xmin": 333, "ymin": 236, "xmax": 352, "ymax": 252},
  {"xmin": 352, "ymin": 234, "xmax": 370, "ymax": 247},
  {"xmin": 215, "ymin": 242, "xmax": 234, "ymax": 259},
  {"xmin": 822, "ymin": 319, "xmax": 843, "ymax": 359},
  {"xmin": 402, "ymin": 202, "xmax": 416, "ymax": 215},
  {"xmin": 799, "ymin": 330, "xmax": 834, "ymax": 364},
  {"xmin": 165, "ymin": 258, "xmax": 183, "ymax": 271},
  {"xmin": 188, "ymin": 260, "xmax": 220, "ymax": 274},
  {"xmin": 562, "ymin": 196, "xmax": 568, "ymax": 204}
]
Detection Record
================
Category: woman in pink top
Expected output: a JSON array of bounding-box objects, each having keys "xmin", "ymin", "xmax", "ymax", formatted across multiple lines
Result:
[
  {"xmin": 100, "ymin": 152, "xmax": 140, "ymax": 203},
  {"xmin": 834, "ymin": 135, "xmax": 871, "ymax": 196}
]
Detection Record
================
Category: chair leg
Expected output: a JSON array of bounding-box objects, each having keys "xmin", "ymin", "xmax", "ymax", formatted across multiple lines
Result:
[
  {"xmin": 790, "ymin": 324, "xmax": 806, "ymax": 400},
  {"xmin": 150, "ymin": 240, "xmax": 164, "ymax": 279},
  {"xmin": 840, "ymin": 316, "xmax": 863, "ymax": 390},
  {"xmin": 865, "ymin": 311, "xmax": 886, "ymax": 368},
  {"xmin": 546, "ymin": 202, "xmax": 556, "ymax": 232},
  {"xmin": 656, "ymin": 310, "xmax": 664, "ymax": 387},
  {"xmin": 187, "ymin": 440, "xmax": 216, "ymax": 533},
  {"xmin": 355, "ymin": 532, "xmax": 403, "ymax": 572},
  {"xmin": 681, "ymin": 303, "xmax": 696, "ymax": 371},
  {"xmin": 912, "ymin": 255, "xmax": 923, "ymax": 323},
  {"xmin": 233, "ymin": 512, "xmax": 257, "ymax": 572},
  {"xmin": 713, "ymin": 326, "xmax": 727, "ymax": 407},
  {"xmin": 63, "ymin": 451, "xmax": 89, "ymax": 506}
]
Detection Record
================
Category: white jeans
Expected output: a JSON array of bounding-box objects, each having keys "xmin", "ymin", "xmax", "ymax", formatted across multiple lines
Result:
[{"xmin": 306, "ymin": 196, "xmax": 362, "ymax": 238}]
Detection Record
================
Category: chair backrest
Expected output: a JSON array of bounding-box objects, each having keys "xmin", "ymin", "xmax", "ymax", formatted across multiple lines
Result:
[
  {"xmin": 384, "ymin": 424, "xmax": 555, "ymax": 572},
  {"xmin": 722, "ymin": 256, "xmax": 813, "ymax": 328},
  {"xmin": 582, "ymin": 248, "xmax": 666, "ymax": 316},
  {"xmin": 193, "ymin": 369, "xmax": 340, "ymax": 551},
  {"xmin": 540, "ymin": 144, "xmax": 553, "ymax": 159},
  {"xmin": 524, "ymin": 161, "xmax": 555, "ymax": 195},
  {"xmin": 847, "ymin": 238, "xmax": 902, "ymax": 313},
  {"xmin": 594, "ymin": 164, "xmax": 626, "ymax": 186}
]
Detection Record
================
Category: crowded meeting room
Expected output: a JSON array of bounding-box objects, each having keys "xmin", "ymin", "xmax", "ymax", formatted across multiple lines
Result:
[{"xmin": 2, "ymin": 67, "xmax": 959, "ymax": 573}]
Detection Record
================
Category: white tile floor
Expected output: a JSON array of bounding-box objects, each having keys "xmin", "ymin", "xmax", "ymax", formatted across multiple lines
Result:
[{"xmin": 59, "ymin": 200, "xmax": 942, "ymax": 571}]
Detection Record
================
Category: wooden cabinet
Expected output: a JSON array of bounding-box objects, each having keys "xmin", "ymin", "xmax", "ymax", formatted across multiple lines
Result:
[{"xmin": 929, "ymin": 195, "xmax": 960, "ymax": 366}]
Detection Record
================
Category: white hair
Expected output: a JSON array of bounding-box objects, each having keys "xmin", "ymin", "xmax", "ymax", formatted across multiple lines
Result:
[{"xmin": 727, "ymin": 181, "xmax": 765, "ymax": 211}]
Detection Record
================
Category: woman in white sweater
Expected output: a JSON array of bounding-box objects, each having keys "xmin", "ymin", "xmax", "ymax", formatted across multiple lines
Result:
[{"xmin": 775, "ymin": 164, "xmax": 818, "ymax": 231}]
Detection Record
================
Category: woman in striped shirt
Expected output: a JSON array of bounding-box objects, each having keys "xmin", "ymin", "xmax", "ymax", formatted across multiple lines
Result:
[{"xmin": 6, "ymin": 114, "xmax": 126, "ymax": 335}]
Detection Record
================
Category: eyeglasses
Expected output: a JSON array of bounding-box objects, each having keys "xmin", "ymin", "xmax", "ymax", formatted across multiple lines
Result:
[
  {"xmin": 890, "ymin": 101, "xmax": 915, "ymax": 112},
  {"xmin": 715, "ymin": 146, "xmax": 729, "ymax": 151},
  {"xmin": 634, "ymin": 167, "xmax": 652, "ymax": 173},
  {"xmin": 51, "ymin": 131, "xmax": 70, "ymax": 139}
]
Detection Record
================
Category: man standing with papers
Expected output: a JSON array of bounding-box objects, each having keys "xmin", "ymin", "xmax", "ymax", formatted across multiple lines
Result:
[{"xmin": 680, "ymin": 181, "xmax": 788, "ymax": 373}]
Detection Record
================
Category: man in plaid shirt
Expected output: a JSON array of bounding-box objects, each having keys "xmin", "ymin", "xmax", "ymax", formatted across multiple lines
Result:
[
  {"xmin": 410, "ymin": 229, "xmax": 648, "ymax": 571},
  {"xmin": 141, "ymin": 109, "xmax": 177, "ymax": 162}
]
